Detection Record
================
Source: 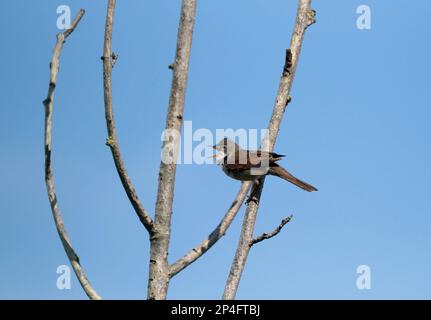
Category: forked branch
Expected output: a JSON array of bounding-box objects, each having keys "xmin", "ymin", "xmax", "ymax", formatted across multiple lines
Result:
[
  {"xmin": 250, "ymin": 215, "xmax": 293, "ymax": 247},
  {"xmin": 169, "ymin": 181, "xmax": 252, "ymax": 277},
  {"xmin": 148, "ymin": 0, "xmax": 197, "ymax": 300},
  {"xmin": 223, "ymin": 0, "xmax": 316, "ymax": 300}
]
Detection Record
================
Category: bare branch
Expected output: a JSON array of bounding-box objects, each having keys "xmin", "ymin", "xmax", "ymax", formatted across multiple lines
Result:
[
  {"xmin": 102, "ymin": 0, "xmax": 154, "ymax": 233},
  {"xmin": 147, "ymin": 0, "xmax": 197, "ymax": 300},
  {"xmin": 169, "ymin": 182, "xmax": 252, "ymax": 277},
  {"xmin": 223, "ymin": 0, "xmax": 315, "ymax": 300},
  {"xmin": 222, "ymin": 177, "xmax": 265, "ymax": 300},
  {"xmin": 43, "ymin": 9, "xmax": 101, "ymax": 300},
  {"xmin": 250, "ymin": 215, "xmax": 293, "ymax": 247},
  {"xmin": 63, "ymin": 9, "xmax": 85, "ymax": 38}
]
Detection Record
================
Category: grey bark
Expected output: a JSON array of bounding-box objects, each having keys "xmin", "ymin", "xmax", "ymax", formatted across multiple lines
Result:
[
  {"xmin": 222, "ymin": 0, "xmax": 316, "ymax": 300},
  {"xmin": 169, "ymin": 182, "xmax": 252, "ymax": 277},
  {"xmin": 43, "ymin": 9, "xmax": 101, "ymax": 300},
  {"xmin": 43, "ymin": 0, "xmax": 314, "ymax": 300},
  {"xmin": 102, "ymin": 0, "xmax": 154, "ymax": 233},
  {"xmin": 250, "ymin": 215, "xmax": 293, "ymax": 247},
  {"xmin": 147, "ymin": 0, "xmax": 197, "ymax": 300}
]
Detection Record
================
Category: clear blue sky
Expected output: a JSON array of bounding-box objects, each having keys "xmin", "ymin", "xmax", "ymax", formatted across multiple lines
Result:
[{"xmin": 1, "ymin": 0, "xmax": 430, "ymax": 299}]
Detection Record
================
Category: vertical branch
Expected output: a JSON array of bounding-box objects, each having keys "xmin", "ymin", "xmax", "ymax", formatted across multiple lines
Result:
[
  {"xmin": 222, "ymin": 0, "xmax": 315, "ymax": 300},
  {"xmin": 102, "ymin": 0, "xmax": 154, "ymax": 233},
  {"xmin": 222, "ymin": 177, "xmax": 265, "ymax": 299},
  {"xmin": 43, "ymin": 9, "xmax": 101, "ymax": 300},
  {"xmin": 147, "ymin": 0, "xmax": 197, "ymax": 299}
]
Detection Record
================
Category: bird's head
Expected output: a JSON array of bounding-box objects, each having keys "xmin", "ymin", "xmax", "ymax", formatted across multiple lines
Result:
[{"xmin": 211, "ymin": 138, "xmax": 240, "ymax": 161}]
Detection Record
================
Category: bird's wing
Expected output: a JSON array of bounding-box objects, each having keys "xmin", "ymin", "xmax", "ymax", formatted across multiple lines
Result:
[
  {"xmin": 223, "ymin": 162, "xmax": 254, "ymax": 173},
  {"xmin": 223, "ymin": 150, "xmax": 255, "ymax": 173},
  {"xmin": 223, "ymin": 150, "xmax": 279, "ymax": 173}
]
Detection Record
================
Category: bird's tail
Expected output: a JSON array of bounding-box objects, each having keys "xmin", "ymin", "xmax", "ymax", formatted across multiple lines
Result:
[{"xmin": 269, "ymin": 164, "xmax": 317, "ymax": 192}]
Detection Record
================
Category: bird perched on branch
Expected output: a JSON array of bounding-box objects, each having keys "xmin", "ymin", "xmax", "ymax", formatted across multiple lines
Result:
[{"xmin": 212, "ymin": 138, "xmax": 317, "ymax": 192}]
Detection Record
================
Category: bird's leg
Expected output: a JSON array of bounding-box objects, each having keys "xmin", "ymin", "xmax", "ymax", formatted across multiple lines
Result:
[{"xmin": 246, "ymin": 179, "xmax": 261, "ymax": 205}]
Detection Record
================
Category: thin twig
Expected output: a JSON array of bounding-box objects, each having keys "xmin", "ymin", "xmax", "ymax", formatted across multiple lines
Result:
[
  {"xmin": 62, "ymin": 11, "xmax": 85, "ymax": 38},
  {"xmin": 43, "ymin": 9, "xmax": 101, "ymax": 300},
  {"xmin": 147, "ymin": 0, "xmax": 197, "ymax": 300},
  {"xmin": 222, "ymin": 0, "xmax": 315, "ymax": 300},
  {"xmin": 250, "ymin": 215, "xmax": 293, "ymax": 247},
  {"xmin": 169, "ymin": 181, "xmax": 252, "ymax": 277},
  {"xmin": 102, "ymin": 0, "xmax": 154, "ymax": 234}
]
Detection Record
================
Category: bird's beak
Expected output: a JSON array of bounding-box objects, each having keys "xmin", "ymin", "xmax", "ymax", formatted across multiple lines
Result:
[
  {"xmin": 207, "ymin": 144, "xmax": 218, "ymax": 159},
  {"xmin": 208, "ymin": 146, "xmax": 223, "ymax": 159}
]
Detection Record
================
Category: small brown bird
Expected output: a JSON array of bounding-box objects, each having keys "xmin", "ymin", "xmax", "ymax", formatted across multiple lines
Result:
[{"xmin": 212, "ymin": 138, "xmax": 317, "ymax": 192}]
